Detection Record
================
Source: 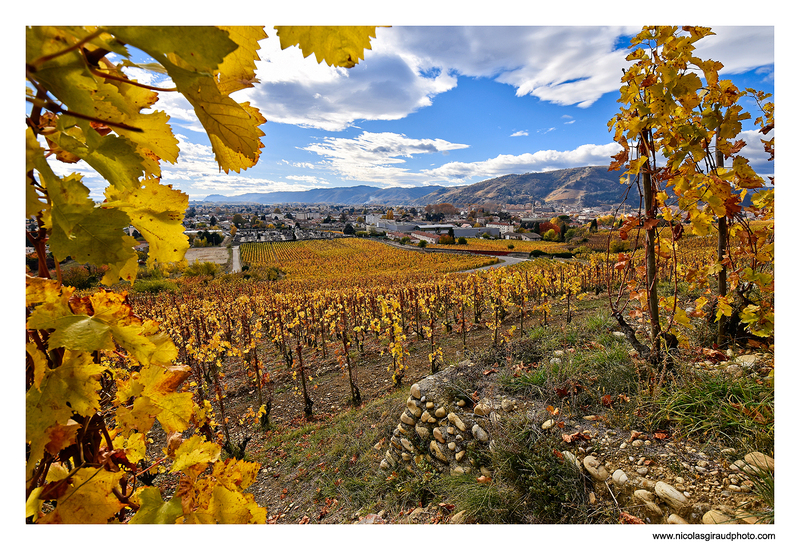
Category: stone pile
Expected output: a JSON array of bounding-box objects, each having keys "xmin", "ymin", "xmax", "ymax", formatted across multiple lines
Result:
[{"xmin": 381, "ymin": 360, "xmax": 774, "ymax": 525}]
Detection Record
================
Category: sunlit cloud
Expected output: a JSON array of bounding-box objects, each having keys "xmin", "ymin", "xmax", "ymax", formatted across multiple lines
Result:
[
  {"xmin": 510, "ymin": 130, "xmax": 528, "ymax": 137},
  {"xmin": 421, "ymin": 143, "xmax": 624, "ymax": 182},
  {"xmin": 302, "ymin": 131, "xmax": 469, "ymax": 185}
]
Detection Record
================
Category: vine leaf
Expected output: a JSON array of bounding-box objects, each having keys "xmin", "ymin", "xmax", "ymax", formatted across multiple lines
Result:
[
  {"xmin": 115, "ymin": 364, "xmax": 192, "ymax": 434},
  {"xmin": 170, "ymin": 435, "xmax": 222, "ymax": 473},
  {"xmin": 275, "ymin": 26, "xmax": 379, "ymax": 68},
  {"xmin": 215, "ymin": 26, "xmax": 269, "ymax": 95},
  {"xmin": 129, "ymin": 487, "xmax": 184, "ymax": 524},
  {"xmin": 38, "ymin": 468, "xmax": 127, "ymax": 524},
  {"xmin": 105, "ymin": 177, "xmax": 189, "ymax": 267},
  {"xmin": 25, "ymin": 350, "xmax": 105, "ymax": 480}
]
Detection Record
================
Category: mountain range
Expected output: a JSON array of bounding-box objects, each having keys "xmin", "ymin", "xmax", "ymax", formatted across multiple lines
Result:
[{"xmin": 202, "ymin": 166, "xmax": 637, "ymax": 208}]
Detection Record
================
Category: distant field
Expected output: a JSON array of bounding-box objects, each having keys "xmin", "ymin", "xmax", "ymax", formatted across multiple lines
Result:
[
  {"xmin": 184, "ymin": 247, "xmax": 230, "ymax": 265},
  {"xmin": 239, "ymin": 238, "xmax": 498, "ymax": 283},
  {"xmin": 427, "ymin": 237, "xmax": 569, "ymax": 254}
]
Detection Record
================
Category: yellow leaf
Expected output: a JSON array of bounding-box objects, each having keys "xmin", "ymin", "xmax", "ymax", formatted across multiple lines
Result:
[
  {"xmin": 39, "ymin": 467, "xmax": 126, "ymax": 524},
  {"xmin": 275, "ymin": 26, "xmax": 380, "ymax": 68},
  {"xmin": 104, "ymin": 178, "xmax": 189, "ymax": 266},
  {"xmin": 170, "ymin": 435, "xmax": 221, "ymax": 473}
]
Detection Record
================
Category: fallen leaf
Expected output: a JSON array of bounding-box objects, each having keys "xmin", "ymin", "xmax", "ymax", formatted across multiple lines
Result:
[
  {"xmin": 562, "ymin": 431, "xmax": 591, "ymax": 444},
  {"xmin": 483, "ymin": 368, "xmax": 498, "ymax": 375},
  {"xmin": 477, "ymin": 475, "xmax": 491, "ymax": 484},
  {"xmin": 298, "ymin": 516, "xmax": 310, "ymax": 524},
  {"xmin": 653, "ymin": 431, "xmax": 670, "ymax": 440},
  {"xmin": 620, "ymin": 511, "xmax": 645, "ymax": 524},
  {"xmin": 601, "ymin": 394, "xmax": 614, "ymax": 407},
  {"xmin": 629, "ymin": 430, "xmax": 643, "ymax": 442}
]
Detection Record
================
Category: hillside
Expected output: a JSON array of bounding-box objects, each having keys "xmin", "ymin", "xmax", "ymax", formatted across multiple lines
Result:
[
  {"xmin": 413, "ymin": 166, "xmax": 633, "ymax": 207},
  {"xmin": 203, "ymin": 185, "xmax": 447, "ymax": 205},
  {"xmin": 202, "ymin": 166, "xmax": 636, "ymax": 207}
]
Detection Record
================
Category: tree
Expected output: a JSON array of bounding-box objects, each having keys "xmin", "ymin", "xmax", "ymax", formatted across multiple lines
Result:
[
  {"xmin": 457, "ymin": 236, "xmax": 468, "ymax": 245},
  {"xmin": 186, "ymin": 206, "xmax": 196, "ymax": 218},
  {"xmin": 209, "ymin": 215, "xmax": 218, "ymax": 226},
  {"xmin": 343, "ymin": 222, "xmax": 355, "ymax": 235},
  {"xmin": 232, "ymin": 213, "xmax": 245, "ymax": 227},
  {"xmin": 25, "ymin": 24, "xmax": 380, "ymax": 524},
  {"xmin": 608, "ymin": 26, "xmax": 773, "ymax": 372}
]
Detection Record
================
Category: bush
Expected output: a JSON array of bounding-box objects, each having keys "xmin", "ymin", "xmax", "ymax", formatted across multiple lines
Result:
[
  {"xmin": 132, "ymin": 278, "xmax": 178, "ymax": 294},
  {"xmin": 418, "ymin": 240, "xmax": 428, "ymax": 248},
  {"xmin": 457, "ymin": 236, "xmax": 468, "ymax": 245},
  {"xmin": 61, "ymin": 265, "xmax": 106, "ymax": 289},
  {"xmin": 609, "ymin": 239, "xmax": 629, "ymax": 253},
  {"xmin": 439, "ymin": 235, "xmax": 455, "ymax": 245},
  {"xmin": 543, "ymin": 229, "xmax": 557, "ymax": 241},
  {"xmin": 184, "ymin": 261, "xmax": 219, "ymax": 278}
]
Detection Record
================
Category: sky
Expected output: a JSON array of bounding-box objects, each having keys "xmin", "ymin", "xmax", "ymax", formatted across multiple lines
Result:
[{"xmin": 39, "ymin": 20, "xmax": 775, "ymax": 202}]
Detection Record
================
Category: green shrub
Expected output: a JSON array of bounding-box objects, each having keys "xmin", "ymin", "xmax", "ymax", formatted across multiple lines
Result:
[
  {"xmin": 184, "ymin": 261, "xmax": 219, "ymax": 278},
  {"xmin": 457, "ymin": 236, "xmax": 468, "ymax": 245},
  {"xmin": 132, "ymin": 278, "xmax": 178, "ymax": 294}
]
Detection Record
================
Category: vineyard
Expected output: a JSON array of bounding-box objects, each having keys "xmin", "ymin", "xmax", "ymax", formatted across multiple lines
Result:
[{"xmin": 25, "ymin": 25, "xmax": 774, "ymax": 526}]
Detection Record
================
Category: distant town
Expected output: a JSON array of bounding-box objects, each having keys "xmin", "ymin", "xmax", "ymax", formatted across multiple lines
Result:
[{"xmin": 178, "ymin": 202, "xmax": 631, "ymax": 249}]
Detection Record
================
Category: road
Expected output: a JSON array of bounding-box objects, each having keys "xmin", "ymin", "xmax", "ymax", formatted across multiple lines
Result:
[{"xmin": 230, "ymin": 246, "xmax": 241, "ymax": 273}]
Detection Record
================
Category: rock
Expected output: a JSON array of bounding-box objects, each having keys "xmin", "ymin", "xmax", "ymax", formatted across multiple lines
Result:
[
  {"xmin": 667, "ymin": 514, "xmax": 688, "ymax": 524},
  {"xmin": 589, "ymin": 492, "xmax": 597, "ymax": 505},
  {"xmin": 426, "ymin": 401, "xmax": 435, "ymax": 409},
  {"xmin": 448, "ymin": 412, "xmax": 468, "ymax": 432},
  {"xmin": 415, "ymin": 425, "xmax": 430, "ymax": 440},
  {"xmin": 448, "ymin": 442, "xmax": 457, "ymax": 451},
  {"xmin": 634, "ymin": 490, "xmax": 663, "ymax": 516},
  {"xmin": 703, "ymin": 510, "xmax": 733, "ymax": 524},
  {"xmin": 637, "ymin": 467, "xmax": 649, "ymax": 476},
  {"xmin": 380, "ymin": 459, "xmax": 390, "ymax": 470},
  {"xmin": 407, "ymin": 507, "xmax": 426, "ymax": 522},
  {"xmin": 655, "ymin": 481, "xmax": 688, "ymax": 510},
  {"xmin": 472, "ymin": 424, "xmax": 489, "ymax": 442},
  {"xmin": 450, "ymin": 466, "xmax": 466, "ymax": 476},
  {"xmin": 430, "ymin": 440, "xmax": 448, "ymax": 462},
  {"xmin": 400, "ymin": 438, "xmax": 414, "ymax": 453},
  {"xmin": 542, "ymin": 419, "xmax": 555, "ymax": 430},
  {"xmin": 401, "ymin": 452, "xmax": 411, "ymax": 461},
  {"xmin": 400, "ymin": 411, "xmax": 416, "ymax": 426},
  {"xmin": 358, "ymin": 513, "xmax": 385, "ymax": 524},
  {"xmin": 457, "ymin": 399, "xmax": 466, "ymax": 407},
  {"xmin": 455, "ymin": 450, "xmax": 466, "ymax": 462},
  {"xmin": 562, "ymin": 451, "xmax": 581, "ymax": 470},
  {"xmin": 410, "ymin": 383, "xmax": 421, "ymax": 399},
  {"xmin": 734, "ymin": 355, "xmax": 758, "ymax": 369},
  {"xmin": 474, "ymin": 402, "xmax": 490, "ymax": 416},
  {"xmin": 450, "ymin": 510, "xmax": 467, "ymax": 524},
  {"xmin": 583, "ymin": 456, "xmax": 609, "ymax": 482},
  {"xmin": 612, "ymin": 469, "xmax": 629, "ymax": 486},
  {"xmin": 501, "ymin": 398, "xmax": 515, "ymax": 412},
  {"xmin": 744, "ymin": 452, "xmax": 774, "ymax": 473},
  {"xmin": 385, "ymin": 451, "xmax": 396, "ymax": 467},
  {"xmin": 613, "ymin": 331, "xmax": 625, "ymax": 339},
  {"xmin": 433, "ymin": 427, "xmax": 445, "ymax": 444},
  {"xmin": 420, "ymin": 411, "xmax": 433, "ymax": 423},
  {"xmin": 407, "ymin": 398, "xmax": 422, "ymax": 417},
  {"xmin": 396, "ymin": 423, "xmax": 410, "ymax": 436},
  {"xmin": 435, "ymin": 407, "xmax": 447, "ymax": 418}
]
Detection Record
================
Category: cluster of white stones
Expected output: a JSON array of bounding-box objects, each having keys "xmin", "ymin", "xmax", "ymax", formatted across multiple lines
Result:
[{"xmin": 380, "ymin": 365, "xmax": 512, "ymax": 476}]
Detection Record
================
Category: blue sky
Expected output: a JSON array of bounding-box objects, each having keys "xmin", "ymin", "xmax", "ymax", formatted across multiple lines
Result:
[{"xmin": 44, "ymin": 22, "xmax": 774, "ymax": 201}]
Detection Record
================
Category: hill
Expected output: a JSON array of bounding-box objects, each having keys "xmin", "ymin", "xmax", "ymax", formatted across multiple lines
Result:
[
  {"xmin": 202, "ymin": 185, "xmax": 447, "ymax": 205},
  {"xmin": 413, "ymin": 166, "xmax": 633, "ymax": 207},
  {"xmin": 202, "ymin": 166, "xmax": 636, "ymax": 208}
]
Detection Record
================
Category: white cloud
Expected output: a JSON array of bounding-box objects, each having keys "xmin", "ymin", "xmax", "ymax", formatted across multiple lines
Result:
[
  {"xmin": 302, "ymin": 131, "xmax": 469, "ymax": 185},
  {"xmin": 422, "ymin": 143, "xmax": 623, "ymax": 182},
  {"xmin": 510, "ymin": 130, "xmax": 528, "ymax": 137},
  {"xmin": 693, "ymin": 27, "xmax": 774, "ymax": 76}
]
